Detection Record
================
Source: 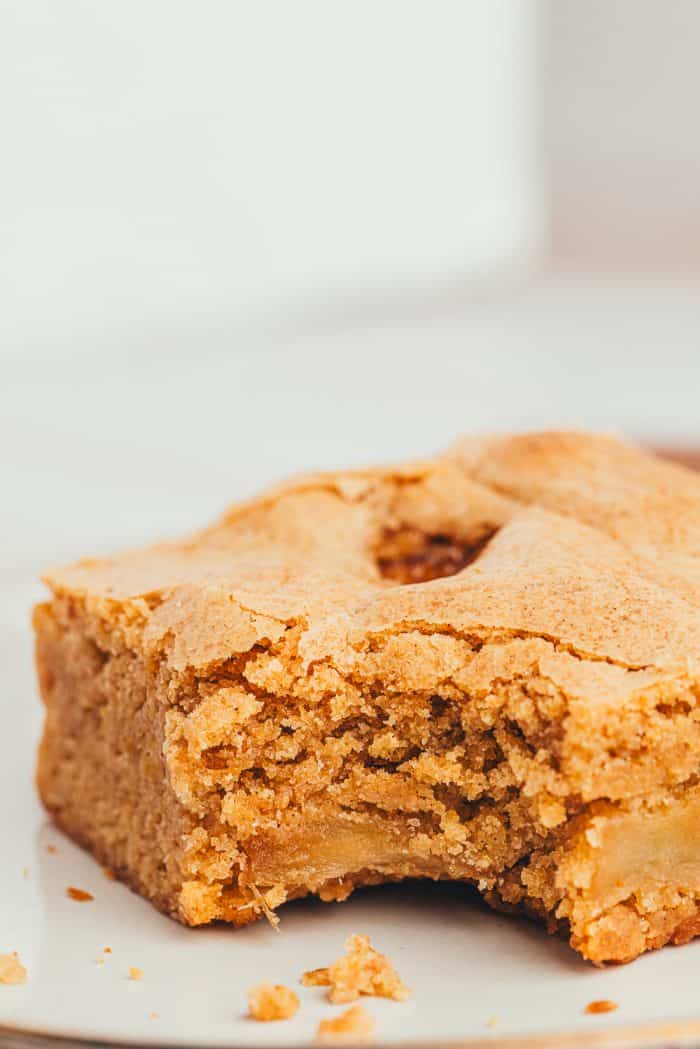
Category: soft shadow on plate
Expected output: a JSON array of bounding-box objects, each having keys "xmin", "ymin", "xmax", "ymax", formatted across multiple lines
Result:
[{"xmin": 264, "ymin": 881, "xmax": 588, "ymax": 976}]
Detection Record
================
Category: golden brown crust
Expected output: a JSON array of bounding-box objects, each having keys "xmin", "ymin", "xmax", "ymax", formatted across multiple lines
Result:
[{"xmin": 34, "ymin": 432, "xmax": 700, "ymax": 964}]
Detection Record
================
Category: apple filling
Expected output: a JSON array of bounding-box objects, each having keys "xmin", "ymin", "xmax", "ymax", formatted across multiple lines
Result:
[
  {"xmin": 246, "ymin": 817, "xmax": 472, "ymax": 891},
  {"xmin": 375, "ymin": 526, "xmax": 498, "ymax": 584}
]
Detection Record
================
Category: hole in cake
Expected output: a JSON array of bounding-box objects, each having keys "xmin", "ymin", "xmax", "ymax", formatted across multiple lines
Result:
[{"xmin": 375, "ymin": 526, "xmax": 499, "ymax": 584}]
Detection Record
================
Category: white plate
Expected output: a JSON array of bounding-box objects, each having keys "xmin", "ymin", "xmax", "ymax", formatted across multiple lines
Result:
[{"xmin": 4, "ymin": 605, "xmax": 700, "ymax": 1049}]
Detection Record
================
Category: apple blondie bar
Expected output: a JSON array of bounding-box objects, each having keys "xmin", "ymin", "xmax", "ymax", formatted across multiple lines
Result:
[{"xmin": 35, "ymin": 432, "xmax": 700, "ymax": 964}]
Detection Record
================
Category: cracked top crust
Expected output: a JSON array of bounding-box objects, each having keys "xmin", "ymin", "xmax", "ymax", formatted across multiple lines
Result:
[{"xmin": 44, "ymin": 432, "xmax": 700, "ymax": 692}]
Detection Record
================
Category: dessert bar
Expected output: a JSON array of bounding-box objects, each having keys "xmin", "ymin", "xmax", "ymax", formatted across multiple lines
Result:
[{"xmin": 35, "ymin": 432, "xmax": 700, "ymax": 963}]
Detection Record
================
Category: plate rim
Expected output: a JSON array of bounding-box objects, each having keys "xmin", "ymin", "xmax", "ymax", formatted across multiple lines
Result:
[{"xmin": 4, "ymin": 1017, "xmax": 700, "ymax": 1049}]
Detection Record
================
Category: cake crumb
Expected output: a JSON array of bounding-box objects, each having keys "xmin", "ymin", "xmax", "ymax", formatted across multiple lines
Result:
[
  {"xmin": 46, "ymin": 844, "xmax": 57, "ymax": 855},
  {"xmin": 129, "ymin": 967, "xmax": 143, "ymax": 981},
  {"xmin": 247, "ymin": 983, "xmax": 300, "ymax": 1021},
  {"xmin": 316, "ymin": 1005, "xmax": 375, "ymax": 1044},
  {"xmin": 302, "ymin": 934, "xmax": 409, "ymax": 1004},
  {"xmin": 486, "ymin": 1016, "xmax": 499, "ymax": 1028},
  {"xmin": 104, "ymin": 947, "xmax": 112, "ymax": 954},
  {"xmin": 247, "ymin": 884, "xmax": 286, "ymax": 930},
  {"xmin": 0, "ymin": 953, "xmax": 27, "ymax": 985},
  {"xmin": 585, "ymin": 1000, "xmax": 618, "ymax": 1015},
  {"xmin": 150, "ymin": 1012, "xmax": 159, "ymax": 1020},
  {"xmin": 96, "ymin": 957, "xmax": 105, "ymax": 967},
  {"xmin": 67, "ymin": 886, "xmax": 93, "ymax": 902},
  {"xmin": 22, "ymin": 867, "xmax": 29, "ymax": 879},
  {"xmin": 303, "ymin": 967, "xmax": 330, "ymax": 987}
]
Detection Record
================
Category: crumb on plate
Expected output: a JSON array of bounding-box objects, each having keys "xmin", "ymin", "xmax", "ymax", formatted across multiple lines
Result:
[
  {"xmin": 150, "ymin": 1012, "xmax": 159, "ymax": 1020},
  {"xmin": 316, "ymin": 1005, "xmax": 375, "ymax": 1044},
  {"xmin": 486, "ymin": 1016, "xmax": 499, "ymax": 1028},
  {"xmin": 247, "ymin": 983, "xmax": 300, "ymax": 1021},
  {"xmin": 104, "ymin": 947, "xmax": 112, "ymax": 954},
  {"xmin": 585, "ymin": 1000, "xmax": 618, "ymax": 1015},
  {"xmin": 0, "ymin": 953, "xmax": 27, "ymax": 985},
  {"xmin": 46, "ymin": 844, "xmax": 57, "ymax": 855},
  {"xmin": 302, "ymin": 934, "xmax": 409, "ymax": 1004},
  {"xmin": 66, "ymin": 886, "xmax": 93, "ymax": 902},
  {"xmin": 129, "ymin": 967, "xmax": 143, "ymax": 981}
]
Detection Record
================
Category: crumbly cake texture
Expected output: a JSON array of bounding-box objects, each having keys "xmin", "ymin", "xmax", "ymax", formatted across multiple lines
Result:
[
  {"xmin": 34, "ymin": 431, "xmax": 700, "ymax": 965},
  {"xmin": 0, "ymin": 953, "xmax": 27, "ymax": 986},
  {"xmin": 301, "ymin": 935, "xmax": 409, "ymax": 1003},
  {"xmin": 247, "ymin": 983, "xmax": 300, "ymax": 1021},
  {"xmin": 316, "ymin": 1005, "xmax": 376, "ymax": 1044}
]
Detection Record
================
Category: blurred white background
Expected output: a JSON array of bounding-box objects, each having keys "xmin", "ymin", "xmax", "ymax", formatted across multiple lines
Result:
[
  {"xmin": 546, "ymin": 0, "xmax": 700, "ymax": 267},
  {"xmin": 2, "ymin": 0, "xmax": 700, "ymax": 596},
  {"xmin": 2, "ymin": 1, "xmax": 542, "ymax": 343}
]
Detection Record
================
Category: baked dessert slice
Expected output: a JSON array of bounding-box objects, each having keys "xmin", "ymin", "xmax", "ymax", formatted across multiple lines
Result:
[{"xmin": 35, "ymin": 432, "xmax": 700, "ymax": 964}]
